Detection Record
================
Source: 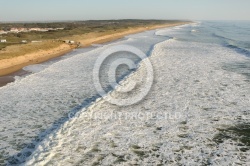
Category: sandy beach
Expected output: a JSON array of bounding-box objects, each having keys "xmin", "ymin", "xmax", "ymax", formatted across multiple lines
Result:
[
  {"xmin": 0, "ymin": 43, "xmax": 73, "ymax": 76},
  {"xmin": 73, "ymin": 23, "xmax": 187, "ymax": 47},
  {"xmin": 0, "ymin": 22, "xmax": 187, "ymax": 78}
]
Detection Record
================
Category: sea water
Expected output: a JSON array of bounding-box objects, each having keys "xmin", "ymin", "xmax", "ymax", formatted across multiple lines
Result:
[{"xmin": 0, "ymin": 21, "xmax": 249, "ymax": 165}]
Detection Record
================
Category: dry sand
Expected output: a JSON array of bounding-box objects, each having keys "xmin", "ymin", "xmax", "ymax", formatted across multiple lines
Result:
[{"xmin": 0, "ymin": 44, "xmax": 72, "ymax": 76}]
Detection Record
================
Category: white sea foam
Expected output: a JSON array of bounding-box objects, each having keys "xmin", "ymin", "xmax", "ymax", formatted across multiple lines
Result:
[
  {"xmin": 23, "ymin": 64, "xmax": 48, "ymax": 73},
  {"xmin": 0, "ymin": 29, "xmax": 167, "ymax": 165},
  {"xmin": 155, "ymin": 26, "xmax": 183, "ymax": 37},
  {"xmin": 24, "ymin": 39, "xmax": 250, "ymax": 165}
]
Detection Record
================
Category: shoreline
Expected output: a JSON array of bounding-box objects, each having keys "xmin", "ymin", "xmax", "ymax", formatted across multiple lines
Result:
[
  {"xmin": 0, "ymin": 22, "xmax": 189, "ymax": 86},
  {"xmin": 75, "ymin": 22, "xmax": 188, "ymax": 48}
]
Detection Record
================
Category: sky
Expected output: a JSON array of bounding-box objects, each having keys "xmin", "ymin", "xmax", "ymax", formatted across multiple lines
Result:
[{"xmin": 0, "ymin": 0, "xmax": 250, "ymax": 22}]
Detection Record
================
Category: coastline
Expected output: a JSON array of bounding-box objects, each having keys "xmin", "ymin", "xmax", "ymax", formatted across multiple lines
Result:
[
  {"xmin": 74, "ymin": 22, "xmax": 188, "ymax": 47},
  {"xmin": 0, "ymin": 22, "xmax": 189, "ymax": 81}
]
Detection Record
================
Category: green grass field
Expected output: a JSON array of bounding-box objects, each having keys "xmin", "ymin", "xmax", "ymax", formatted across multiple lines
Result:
[{"xmin": 0, "ymin": 20, "xmax": 184, "ymax": 50}]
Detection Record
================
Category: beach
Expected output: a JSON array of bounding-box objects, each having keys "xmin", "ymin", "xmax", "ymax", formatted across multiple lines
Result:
[
  {"xmin": 1, "ymin": 0, "xmax": 249, "ymax": 164},
  {"xmin": 1, "ymin": 21, "xmax": 249, "ymax": 165},
  {"xmin": 0, "ymin": 22, "xmax": 187, "ymax": 78}
]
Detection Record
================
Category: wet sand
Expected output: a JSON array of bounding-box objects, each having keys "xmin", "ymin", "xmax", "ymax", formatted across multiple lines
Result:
[{"xmin": 0, "ymin": 69, "xmax": 31, "ymax": 87}]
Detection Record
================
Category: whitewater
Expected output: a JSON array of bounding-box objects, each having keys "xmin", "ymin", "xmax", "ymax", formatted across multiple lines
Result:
[{"xmin": 0, "ymin": 21, "xmax": 250, "ymax": 165}]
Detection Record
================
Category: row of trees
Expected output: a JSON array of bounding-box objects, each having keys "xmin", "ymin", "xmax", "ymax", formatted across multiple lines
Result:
[{"xmin": 0, "ymin": 20, "xmax": 182, "ymax": 31}]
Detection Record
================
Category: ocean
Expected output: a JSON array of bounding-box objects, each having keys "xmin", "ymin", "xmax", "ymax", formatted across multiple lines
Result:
[{"xmin": 0, "ymin": 21, "xmax": 249, "ymax": 165}]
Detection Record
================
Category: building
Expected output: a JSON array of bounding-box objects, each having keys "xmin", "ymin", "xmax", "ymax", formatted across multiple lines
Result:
[
  {"xmin": 0, "ymin": 30, "xmax": 7, "ymax": 34},
  {"xmin": 10, "ymin": 28, "xmax": 19, "ymax": 33},
  {"xmin": 29, "ymin": 28, "xmax": 45, "ymax": 31},
  {"xmin": 21, "ymin": 40, "xmax": 27, "ymax": 43},
  {"xmin": 31, "ymin": 41, "xmax": 42, "ymax": 43},
  {"xmin": 0, "ymin": 39, "xmax": 7, "ymax": 43}
]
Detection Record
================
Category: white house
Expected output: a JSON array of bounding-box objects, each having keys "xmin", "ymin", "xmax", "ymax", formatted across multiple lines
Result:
[
  {"xmin": 10, "ymin": 28, "xmax": 19, "ymax": 33},
  {"xmin": 31, "ymin": 41, "xmax": 42, "ymax": 43},
  {"xmin": 0, "ymin": 30, "xmax": 6, "ymax": 34},
  {"xmin": 0, "ymin": 39, "xmax": 7, "ymax": 43}
]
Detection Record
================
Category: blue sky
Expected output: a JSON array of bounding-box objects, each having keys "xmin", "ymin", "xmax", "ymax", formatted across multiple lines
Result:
[{"xmin": 0, "ymin": 0, "xmax": 249, "ymax": 21}]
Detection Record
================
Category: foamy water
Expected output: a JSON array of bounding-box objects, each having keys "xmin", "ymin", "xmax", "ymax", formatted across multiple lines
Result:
[
  {"xmin": 0, "ymin": 29, "xmax": 168, "ymax": 165},
  {"xmin": 25, "ymin": 39, "xmax": 250, "ymax": 165},
  {"xmin": 1, "ymin": 22, "xmax": 250, "ymax": 165}
]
